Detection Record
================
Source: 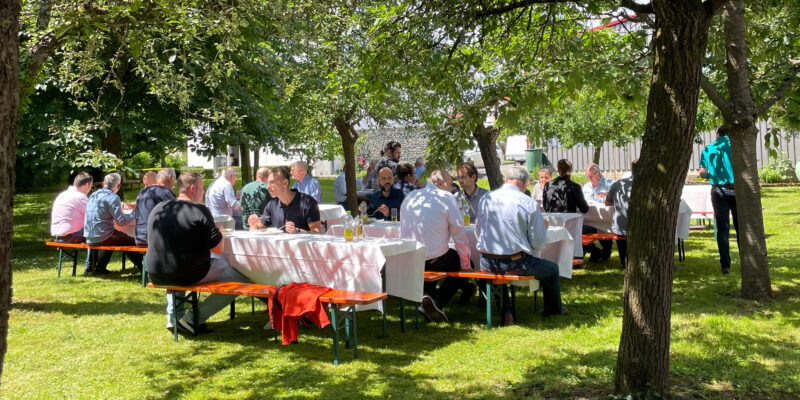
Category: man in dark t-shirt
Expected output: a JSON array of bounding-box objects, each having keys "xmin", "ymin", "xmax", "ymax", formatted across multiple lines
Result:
[
  {"xmin": 247, "ymin": 167, "xmax": 322, "ymax": 233},
  {"xmin": 134, "ymin": 168, "xmax": 176, "ymax": 246},
  {"xmin": 240, "ymin": 167, "xmax": 272, "ymax": 230},
  {"xmin": 146, "ymin": 171, "xmax": 251, "ymax": 334}
]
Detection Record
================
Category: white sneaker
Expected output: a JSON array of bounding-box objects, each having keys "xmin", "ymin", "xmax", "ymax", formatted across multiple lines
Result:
[
  {"xmin": 263, "ymin": 320, "xmax": 274, "ymax": 330},
  {"xmin": 421, "ymin": 295, "xmax": 449, "ymax": 323}
]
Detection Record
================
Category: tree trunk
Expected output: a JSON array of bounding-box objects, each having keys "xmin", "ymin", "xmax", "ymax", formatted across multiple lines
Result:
[
  {"xmin": 101, "ymin": 129, "xmax": 122, "ymax": 158},
  {"xmin": 721, "ymin": 0, "xmax": 772, "ymax": 299},
  {"xmin": 240, "ymin": 144, "xmax": 252, "ymax": 185},
  {"xmin": 160, "ymin": 153, "xmax": 167, "ymax": 168},
  {"xmin": 593, "ymin": 145, "xmax": 602, "ymax": 165},
  {"xmin": 614, "ymin": 2, "xmax": 713, "ymax": 396},
  {"xmin": 0, "ymin": 0, "xmax": 21, "ymax": 384},
  {"xmin": 333, "ymin": 116, "xmax": 359, "ymax": 214},
  {"xmin": 473, "ymin": 122, "xmax": 503, "ymax": 189},
  {"xmin": 252, "ymin": 147, "xmax": 260, "ymax": 182}
]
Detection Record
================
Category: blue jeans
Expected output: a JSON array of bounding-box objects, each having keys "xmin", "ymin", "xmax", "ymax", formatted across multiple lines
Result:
[
  {"xmin": 166, "ymin": 257, "xmax": 251, "ymax": 327},
  {"xmin": 711, "ymin": 186, "xmax": 738, "ymax": 270},
  {"xmin": 480, "ymin": 253, "xmax": 562, "ymax": 315}
]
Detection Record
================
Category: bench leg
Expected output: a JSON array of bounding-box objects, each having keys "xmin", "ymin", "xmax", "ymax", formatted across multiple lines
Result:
[
  {"xmin": 351, "ymin": 308, "xmax": 359, "ymax": 359},
  {"xmin": 57, "ymin": 248, "xmax": 64, "ymax": 278},
  {"xmin": 485, "ymin": 282, "xmax": 493, "ymax": 330},
  {"xmin": 511, "ymin": 285, "xmax": 517, "ymax": 323},
  {"xmin": 251, "ymin": 297, "xmax": 255, "ymax": 315},
  {"xmin": 344, "ymin": 311, "xmax": 351, "ymax": 349},
  {"xmin": 230, "ymin": 299, "xmax": 236, "ymax": 320},
  {"xmin": 381, "ymin": 300, "xmax": 387, "ymax": 338},
  {"xmin": 330, "ymin": 307, "xmax": 341, "ymax": 366},
  {"xmin": 71, "ymin": 250, "xmax": 77, "ymax": 274},
  {"xmin": 191, "ymin": 292, "xmax": 199, "ymax": 337},
  {"xmin": 121, "ymin": 252, "xmax": 126, "ymax": 271},
  {"xmin": 141, "ymin": 258, "xmax": 148, "ymax": 288},
  {"xmin": 400, "ymin": 299, "xmax": 406, "ymax": 333}
]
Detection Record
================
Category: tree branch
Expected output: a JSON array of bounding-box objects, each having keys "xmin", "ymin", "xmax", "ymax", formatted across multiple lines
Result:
[
  {"xmin": 475, "ymin": 0, "xmax": 569, "ymax": 18},
  {"xmin": 704, "ymin": 0, "xmax": 727, "ymax": 16},
  {"xmin": 619, "ymin": 0, "xmax": 654, "ymax": 14},
  {"xmin": 700, "ymin": 73, "xmax": 730, "ymax": 115},
  {"xmin": 756, "ymin": 59, "xmax": 800, "ymax": 117}
]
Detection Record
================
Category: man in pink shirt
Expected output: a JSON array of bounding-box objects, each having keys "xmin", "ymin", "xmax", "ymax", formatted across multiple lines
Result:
[{"xmin": 50, "ymin": 172, "xmax": 94, "ymax": 243}]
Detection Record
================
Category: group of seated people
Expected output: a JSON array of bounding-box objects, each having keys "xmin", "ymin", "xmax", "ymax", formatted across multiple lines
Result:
[{"xmin": 49, "ymin": 150, "xmax": 631, "ymax": 333}]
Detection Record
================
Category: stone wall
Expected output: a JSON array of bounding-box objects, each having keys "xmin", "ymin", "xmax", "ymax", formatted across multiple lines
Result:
[{"xmin": 356, "ymin": 127, "xmax": 429, "ymax": 165}]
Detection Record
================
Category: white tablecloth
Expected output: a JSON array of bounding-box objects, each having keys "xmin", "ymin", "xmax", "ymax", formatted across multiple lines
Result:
[
  {"xmin": 318, "ymin": 204, "xmax": 347, "ymax": 222},
  {"xmin": 329, "ymin": 222, "xmax": 575, "ymax": 280},
  {"xmin": 681, "ymin": 184, "xmax": 713, "ymax": 218},
  {"xmin": 220, "ymin": 231, "xmax": 426, "ymax": 311},
  {"xmin": 543, "ymin": 213, "xmax": 584, "ymax": 258},
  {"xmin": 583, "ymin": 203, "xmax": 615, "ymax": 232}
]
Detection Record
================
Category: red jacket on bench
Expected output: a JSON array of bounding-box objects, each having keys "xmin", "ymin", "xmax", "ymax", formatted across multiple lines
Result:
[{"xmin": 269, "ymin": 282, "xmax": 332, "ymax": 345}]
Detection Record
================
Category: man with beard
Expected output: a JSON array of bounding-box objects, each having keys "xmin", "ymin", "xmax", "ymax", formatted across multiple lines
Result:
[{"xmin": 366, "ymin": 167, "xmax": 405, "ymax": 221}]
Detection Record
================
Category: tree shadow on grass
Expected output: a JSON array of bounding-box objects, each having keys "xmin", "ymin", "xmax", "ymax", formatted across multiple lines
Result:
[{"xmin": 12, "ymin": 299, "xmax": 161, "ymax": 316}]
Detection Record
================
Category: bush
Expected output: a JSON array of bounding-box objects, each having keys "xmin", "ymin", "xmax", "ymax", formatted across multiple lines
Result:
[
  {"xmin": 759, "ymin": 154, "xmax": 798, "ymax": 183},
  {"xmin": 127, "ymin": 152, "xmax": 154, "ymax": 170},
  {"xmin": 182, "ymin": 167, "xmax": 214, "ymax": 179},
  {"xmin": 165, "ymin": 152, "xmax": 187, "ymax": 170}
]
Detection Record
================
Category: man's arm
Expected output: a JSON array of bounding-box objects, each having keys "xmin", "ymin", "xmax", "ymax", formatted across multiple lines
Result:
[
  {"xmin": 446, "ymin": 197, "xmax": 471, "ymax": 270},
  {"xmin": 311, "ymin": 178, "xmax": 322, "ymax": 203},
  {"xmin": 528, "ymin": 206, "xmax": 548, "ymax": 251},
  {"xmin": 110, "ymin": 195, "xmax": 135, "ymax": 226},
  {"xmin": 210, "ymin": 238, "xmax": 225, "ymax": 254},
  {"xmin": 223, "ymin": 184, "xmax": 241, "ymax": 210}
]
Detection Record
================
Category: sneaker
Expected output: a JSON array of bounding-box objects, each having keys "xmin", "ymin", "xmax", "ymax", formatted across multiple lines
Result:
[
  {"xmin": 177, "ymin": 317, "xmax": 196, "ymax": 334},
  {"xmin": 542, "ymin": 306, "xmax": 568, "ymax": 317},
  {"xmin": 502, "ymin": 311, "xmax": 515, "ymax": 326},
  {"xmin": 263, "ymin": 321, "xmax": 274, "ymax": 330},
  {"xmin": 421, "ymin": 295, "xmax": 449, "ymax": 323},
  {"xmin": 721, "ymin": 266, "xmax": 730, "ymax": 275},
  {"xmin": 93, "ymin": 268, "xmax": 111, "ymax": 275}
]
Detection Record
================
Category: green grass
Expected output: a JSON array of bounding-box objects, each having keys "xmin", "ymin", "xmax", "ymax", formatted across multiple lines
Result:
[{"xmin": 4, "ymin": 187, "xmax": 800, "ymax": 399}]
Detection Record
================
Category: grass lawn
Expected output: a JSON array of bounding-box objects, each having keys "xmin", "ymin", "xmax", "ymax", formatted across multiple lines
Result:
[{"xmin": 4, "ymin": 184, "xmax": 799, "ymax": 399}]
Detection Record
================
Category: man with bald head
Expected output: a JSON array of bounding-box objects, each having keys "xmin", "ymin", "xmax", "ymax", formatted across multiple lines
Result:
[
  {"xmin": 142, "ymin": 171, "xmax": 157, "ymax": 188},
  {"xmin": 366, "ymin": 167, "xmax": 405, "ymax": 220},
  {"xmin": 240, "ymin": 168, "xmax": 272, "ymax": 230}
]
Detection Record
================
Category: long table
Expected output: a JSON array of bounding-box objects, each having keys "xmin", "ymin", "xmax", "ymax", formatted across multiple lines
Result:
[
  {"xmin": 328, "ymin": 221, "xmax": 575, "ymax": 279},
  {"xmin": 580, "ymin": 201, "xmax": 693, "ymax": 243},
  {"xmin": 219, "ymin": 231, "xmax": 426, "ymax": 311}
]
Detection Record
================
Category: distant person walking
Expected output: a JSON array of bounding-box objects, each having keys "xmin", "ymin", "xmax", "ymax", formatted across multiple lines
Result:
[{"xmin": 699, "ymin": 126, "xmax": 738, "ymax": 275}]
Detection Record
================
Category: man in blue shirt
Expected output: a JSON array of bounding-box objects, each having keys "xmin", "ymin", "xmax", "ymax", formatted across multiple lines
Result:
[
  {"xmin": 84, "ymin": 172, "xmax": 142, "ymax": 275},
  {"xmin": 699, "ymin": 126, "xmax": 738, "ymax": 274},
  {"xmin": 476, "ymin": 166, "xmax": 566, "ymax": 324},
  {"xmin": 367, "ymin": 167, "xmax": 405, "ymax": 220},
  {"xmin": 291, "ymin": 161, "xmax": 322, "ymax": 203},
  {"xmin": 582, "ymin": 163, "xmax": 616, "ymax": 261}
]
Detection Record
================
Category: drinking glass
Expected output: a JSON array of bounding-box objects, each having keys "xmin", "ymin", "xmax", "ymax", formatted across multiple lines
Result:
[{"xmin": 391, "ymin": 208, "xmax": 398, "ymax": 223}]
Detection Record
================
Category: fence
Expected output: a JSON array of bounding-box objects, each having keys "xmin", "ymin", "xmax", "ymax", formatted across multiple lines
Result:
[{"xmin": 541, "ymin": 120, "xmax": 800, "ymax": 172}]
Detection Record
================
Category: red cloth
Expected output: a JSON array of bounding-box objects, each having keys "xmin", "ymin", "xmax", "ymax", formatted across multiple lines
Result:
[{"xmin": 269, "ymin": 282, "xmax": 332, "ymax": 345}]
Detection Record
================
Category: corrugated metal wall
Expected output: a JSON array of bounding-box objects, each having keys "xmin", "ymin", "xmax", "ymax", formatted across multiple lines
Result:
[{"xmin": 542, "ymin": 120, "xmax": 800, "ymax": 172}]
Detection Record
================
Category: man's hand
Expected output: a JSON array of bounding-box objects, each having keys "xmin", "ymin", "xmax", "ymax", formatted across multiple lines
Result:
[
  {"xmin": 247, "ymin": 214, "xmax": 262, "ymax": 230},
  {"xmin": 698, "ymin": 167, "xmax": 709, "ymax": 179},
  {"xmin": 460, "ymin": 263, "xmax": 472, "ymax": 272},
  {"xmin": 285, "ymin": 221, "xmax": 297, "ymax": 233},
  {"xmin": 378, "ymin": 204, "xmax": 389, "ymax": 217}
]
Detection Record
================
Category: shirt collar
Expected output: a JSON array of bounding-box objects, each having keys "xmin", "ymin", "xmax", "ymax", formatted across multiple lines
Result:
[{"xmin": 500, "ymin": 183, "xmax": 521, "ymax": 192}]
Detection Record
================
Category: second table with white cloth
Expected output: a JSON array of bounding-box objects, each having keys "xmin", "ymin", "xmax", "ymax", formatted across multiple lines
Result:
[
  {"xmin": 220, "ymin": 231, "xmax": 426, "ymax": 311},
  {"xmin": 328, "ymin": 221, "xmax": 575, "ymax": 287}
]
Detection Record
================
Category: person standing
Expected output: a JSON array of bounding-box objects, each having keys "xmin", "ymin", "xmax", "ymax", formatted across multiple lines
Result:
[
  {"xmin": 699, "ymin": 126, "xmax": 738, "ymax": 274},
  {"xmin": 290, "ymin": 161, "xmax": 322, "ymax": 203},
  {"xmin": 375, "ymin": 141, "xmax": 402, "ymax": 177},
  {"xmin": 205, "ymin": 167, "xmax": 243, "ymax": 229},
  {"xmin": 393, "ymin": 163, "xmax": 421, "ymax": 195},
  {"xmin": 146, "ymin": 171, "xmax": 251, "ymax": 333},
  {"xmin": 477, "ymin": 166, "xmax": 566, "ymax": 324},
  {"xmin": 51, "ymin": 172, "xmax": 93, "ymax": 244},
  {"xmin": 84, "ymin": 172, "xmax": 142, "ymax": 275},
  {"xmin": 400, "ymin": 170, "xmax": 473, "ymax": 323},
  {"xmin": 133, "ymin": 168, "xmax": 176, "ymax": 247},
  {"xmin": 455, "ymin": 162, "xmax": 488, "ymax": 221},
  {"xmin": 240, "ymin": 168, "xmax": 272, "ymax": 230}
]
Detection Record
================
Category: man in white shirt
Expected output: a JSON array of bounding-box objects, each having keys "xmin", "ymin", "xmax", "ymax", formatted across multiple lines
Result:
[
  {"xmin": 477, "ymin": 166, "xmax": 566, "ymax": 324},
  {"xmin": 400, "ymin": 170, "xmax": 472, "ymax": 323},
  {"xmin": 291, "ymin": 161, "xmax": 322, "ymax": 203},
  {"xmin": 51, "ymin": 172, "xmax": 94, "ymax": 243},
  {"xmin": 205, "ymin": 167, "xmax": 242, "ymax": 229},
  {"xmin": 582, "ymin": 163, "xmax": 616, "ymax": 261}
]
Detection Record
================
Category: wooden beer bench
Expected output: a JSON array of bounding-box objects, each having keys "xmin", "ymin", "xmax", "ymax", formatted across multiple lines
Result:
[
  {"xmin": 147, "ymin": 281, "xmax": 386, "ymax": 365},
  {"xmin": 446, "ymin": 271, "xmax": 537, "ymax": 329},
  {"xmin": 45, "ymin": 242, "xmax": 147, "ymax": 282}
]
